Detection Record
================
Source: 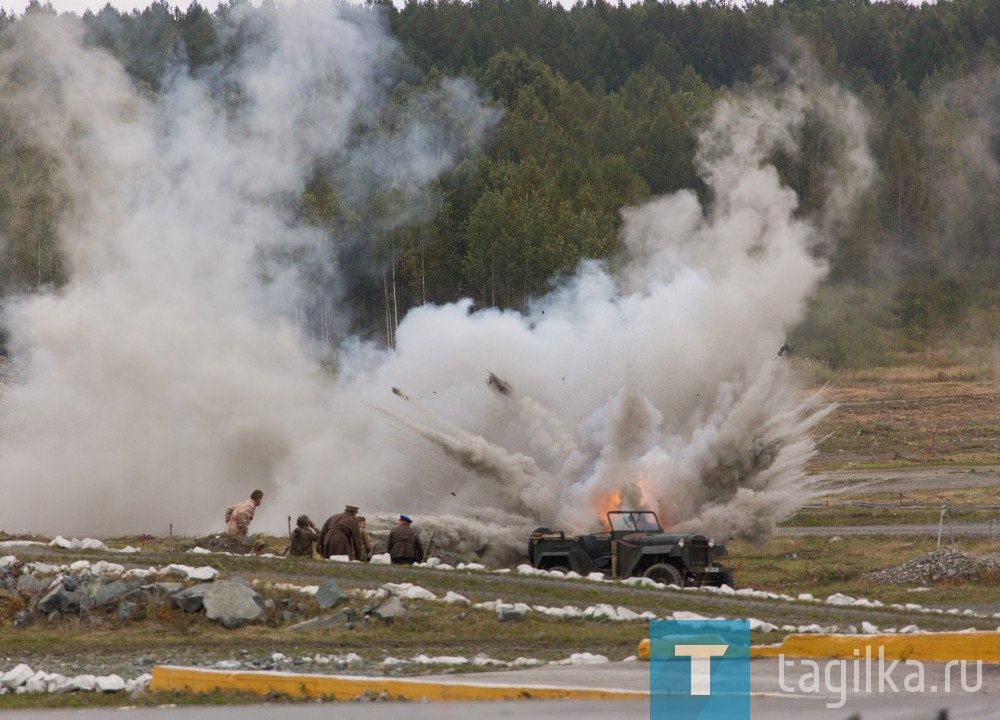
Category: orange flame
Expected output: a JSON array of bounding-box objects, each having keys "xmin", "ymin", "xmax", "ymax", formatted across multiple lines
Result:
[
  {"xmin": 593, "ymin": 490, "xmax": 623, "ymax": 529},
  {"xmin": 592, "ymin": 475, "xmax": 665, "ymax": 530}
]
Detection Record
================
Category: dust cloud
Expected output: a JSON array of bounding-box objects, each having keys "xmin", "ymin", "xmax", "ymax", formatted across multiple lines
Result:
[{"xmin": 0, "ymin": 11, "xmax": 872, "ymax": 564}]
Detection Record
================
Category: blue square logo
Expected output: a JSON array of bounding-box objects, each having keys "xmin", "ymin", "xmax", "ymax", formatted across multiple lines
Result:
[{"xmin": 650, "ymin": 619, "xmax": 750, "ymax": 720}]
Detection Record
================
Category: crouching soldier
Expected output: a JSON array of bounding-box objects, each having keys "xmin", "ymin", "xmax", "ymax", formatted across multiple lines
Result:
[
  {"xmin": 289, "ymin": 515, "xmax": 319, "ymax": 557},
  {"xmin": 388, "ymin": 514, "xmax": 424, "ymax": 565},
  {"xmin": 357, "ymin": 516, "xmax": 374, "ymax": 562}
]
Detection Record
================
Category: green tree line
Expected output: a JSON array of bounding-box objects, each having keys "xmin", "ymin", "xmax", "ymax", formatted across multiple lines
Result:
[{"xmin": 3, "ymin": 0, "xmax": 1000, "ymax": 368}]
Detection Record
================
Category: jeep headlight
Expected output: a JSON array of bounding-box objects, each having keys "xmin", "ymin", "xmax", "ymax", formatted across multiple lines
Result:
[
  {"xmin": 677, "ymin": 538, "xmax": 684, "ymax": 548},
  {"xmin": 708, "ymin": 539, "xmax": 715, "ymax": 548}
]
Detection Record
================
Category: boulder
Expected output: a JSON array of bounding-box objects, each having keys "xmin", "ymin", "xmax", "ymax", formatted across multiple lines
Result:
[
  {"xmin": 1, "ymin": 664, "xmax": 33, "ymax": 690},
  {"xmin": 371, "ymin": 595, "xmax": 405, "ymax": 622},
  {"xmin": 315, "ymin": 580, "xmax": 347, "ymax": 610},
  {"xmin": 203, "ymin": 582, "xmax": 265, "ymax": 629},
  {"xmin": 171, "ymin": 584, "xmax": 214, "ymax": 613}
]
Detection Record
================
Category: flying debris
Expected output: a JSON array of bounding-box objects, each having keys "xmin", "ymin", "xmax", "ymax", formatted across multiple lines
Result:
[
  {"xmin": 486, "ymin": 372, "xmax": 512, "ymax": 396},
  {"xmin": 391, "ymin": 387, "xmax": 410, "ymax": 401}
]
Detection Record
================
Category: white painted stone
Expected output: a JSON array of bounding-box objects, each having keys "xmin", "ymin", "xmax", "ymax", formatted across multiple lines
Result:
[
  {"xmin": 187, "ymin": 566, "xmax": 219, "ymax": 581},
  {"xmin": 24, "ymin": 671, "xmax": 47, "ymax": 693},
  {"xmin": 1, "ymin": 664, "xmax": 34, "ymax": 690},
  {"xmin": 69, "ymin": 675, "xmax": 97, "ymax": 692},
  {"xmin": 96, "ymin": 675, "xmax": 126, "ymax": 692},
  {"xmin": 616, "ymin": 606, "xmax": 641, "ymax": 621},
  {"xmin": 92, "ymin": 561, "xmax": 126, "ymax": 575},
  {"xmin": 825, "ymin": 593, "xmax": 856, "ymax": 606}
]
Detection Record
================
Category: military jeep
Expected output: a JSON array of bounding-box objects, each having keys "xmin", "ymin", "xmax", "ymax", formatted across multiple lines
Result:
[{"xmin": 527, "ymin": 510, "xmax": 734, "ymax": 588}]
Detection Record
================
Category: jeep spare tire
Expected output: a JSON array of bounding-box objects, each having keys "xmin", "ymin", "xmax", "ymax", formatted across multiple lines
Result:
[
  {"xmin": 643, "ymin": 563, "xmax": 683, "ymax": 587},
  {"xmin": 528, "ymin": 527, "xmax": 552, "ymax": 565}
]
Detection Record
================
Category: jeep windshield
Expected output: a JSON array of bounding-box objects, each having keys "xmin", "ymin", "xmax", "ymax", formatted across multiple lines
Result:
[{"xmin": 607, "ymin": 511, "xmax": 662, "ymax": 533}]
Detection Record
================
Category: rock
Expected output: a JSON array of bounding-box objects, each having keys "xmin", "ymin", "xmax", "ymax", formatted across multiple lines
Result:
[
  {"xmin": 92, "ymin": 580, "xmax": 134, "ymax": 608},
  {"xmin": 171, "ymin": 584, "xmax": 215, "ymax": 613},
  {"xmin": 68, "ymin": 675, "xmax": 96, "ymax": 691},
  {"xmin": 289, "ymin": 608, "xmax": 357, "ymax": 632},
  {"xmin": 203, "ymin": 582, "xmax": 265, "ymax": 629},
  {"xmin": 1, "ymin": 664, "xmax": 33, "ymax": 690},
  {"xmin": 16, "ymin": 575, "xmax": 48, "ymax": 595},
  {"xmin": 144, "ymin": 582, "xmax": 184, "ymax": 598},
  {"xmin": 13, "ymin": 610, "xmax": 34, "ymax": 628},
  {"xmin": 862, "ymin": 549, "xmax": 999, "ymax": 586},
  {"xmin": 37, "ymin": 585, "xmax": 83, "ymax": 614},
  {"xmin": 315, "ymin": 580, "xmax": 347, "ymax": 610},
  {"xmin": 371, "ymin": 595, "xmax": 405, "ymax": 622},
  {"xmin": 95, "ymin": 675, "xmax": 126, "ymax": 692},
  {"xmin": 496, "ymin": 606, "xmax": 525, "ymax": 622},
  {"xmin": 825, "ymin": 593, "xmax": 856, "ymax": 606},
  {"xmin": 117, "ymin": 601, "xmax": 143, "ymax": 622}
]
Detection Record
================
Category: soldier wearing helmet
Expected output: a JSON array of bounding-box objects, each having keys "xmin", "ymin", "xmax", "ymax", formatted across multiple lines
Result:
[{"xmin": 289, "ymin": 514, "xmax": 319, "ymax": 557}]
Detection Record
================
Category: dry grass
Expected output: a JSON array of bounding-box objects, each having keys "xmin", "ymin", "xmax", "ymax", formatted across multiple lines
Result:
[
  {"xmin": 804, "ymin": 370, "xmax": 1000, "ymax": 469},
  {"xmin": 730, "ymin": 536, "xmax": 1000, "ymax": 606}
]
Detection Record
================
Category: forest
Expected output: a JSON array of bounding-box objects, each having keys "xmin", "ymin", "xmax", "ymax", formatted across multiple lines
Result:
[{"xmin": 2, "ymin": 0, "xmax": 1000, "ymax": 369}]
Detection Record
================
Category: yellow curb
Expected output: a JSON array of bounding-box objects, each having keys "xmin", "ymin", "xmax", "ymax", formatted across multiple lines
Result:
[
  {"xmin": 640, "ymin": 631, "xmax": 1000, "ymax": 663},
  {"xmin": 749, "ymin": 632, "xmax": 1000, "ymax": 663},
  {"xmin": 149, "ymin": 665, "xmax": 648, "ymax": 701}
]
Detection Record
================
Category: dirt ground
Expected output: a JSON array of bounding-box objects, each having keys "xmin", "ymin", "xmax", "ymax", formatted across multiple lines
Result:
[{"xmin": 808, "ymin": 377, "xmax": 1000, "ymax": 469}]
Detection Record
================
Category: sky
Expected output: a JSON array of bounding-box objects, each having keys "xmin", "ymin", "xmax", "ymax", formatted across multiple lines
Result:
[{"xmin": 2, "ymin": 0, "xmax": 937, "ymax": 20}]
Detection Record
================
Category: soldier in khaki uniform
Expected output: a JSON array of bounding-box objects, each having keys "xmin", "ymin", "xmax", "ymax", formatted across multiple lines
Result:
[{"xmin": 357, "ymin": 516, "xmax": 374, "ymax": 562}]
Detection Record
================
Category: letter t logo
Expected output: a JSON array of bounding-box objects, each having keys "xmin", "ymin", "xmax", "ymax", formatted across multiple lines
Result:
[{"xmin": 674, "ymin": 644, "xmax": 729, "ymax": 695}]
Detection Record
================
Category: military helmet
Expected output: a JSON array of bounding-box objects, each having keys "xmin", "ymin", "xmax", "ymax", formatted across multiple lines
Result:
[{"xmin": 296, "ymin": 514, "xmax": 311, "ymax": 527}]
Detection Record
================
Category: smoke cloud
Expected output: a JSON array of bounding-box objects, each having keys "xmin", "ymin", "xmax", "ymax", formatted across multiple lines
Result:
[{"xmin": 0, "ymin": 11, "xmax": 872, "ymax": 564}]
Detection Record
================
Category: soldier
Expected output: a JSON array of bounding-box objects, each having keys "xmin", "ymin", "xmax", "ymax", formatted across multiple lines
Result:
[
  {"xmin": 318, "ymin": 505, "xmax": 365, "ymax": 561},
  {"xmin": 388, "ymin": 514, "xmax": 424, "ymax": 565},
  {"xmin": 289, "ymin": 514, "xmax": 319, "ymax": 557},
  {"xmin": 224, "ymin": 489, "xmax": 263, "ymax": 536},
  {"xmin": 357, "ymin": 516, "xmax": 374, "ymax": 562}
]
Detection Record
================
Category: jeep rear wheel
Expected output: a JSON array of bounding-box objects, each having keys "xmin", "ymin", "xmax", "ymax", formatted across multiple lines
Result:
[
  {"xmin": 643, "ymin": 563, "xmax": 683, "ymax": 587},
  {"xmin": 718, "ymin": 569, "xmax": 736, "ymax": 589}
]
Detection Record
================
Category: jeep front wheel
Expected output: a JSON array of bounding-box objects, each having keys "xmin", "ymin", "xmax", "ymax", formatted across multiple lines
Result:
[{"xmin": 643, "ymin": 563, "xmax": 683, "ymax": 587}]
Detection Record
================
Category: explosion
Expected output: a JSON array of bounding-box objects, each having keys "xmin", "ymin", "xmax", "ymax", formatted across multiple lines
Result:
[{"xmin": 0, "ymin": 10, "xmax": 869, "ymax": 565}]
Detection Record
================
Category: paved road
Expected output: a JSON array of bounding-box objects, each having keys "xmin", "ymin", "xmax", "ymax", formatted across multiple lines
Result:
[
  {"xmin": 814, "ymin": 467, "xmax": 1000, "ymax": 495},
  {"xmin": 777, "ymin": 522, "xmax": 997, "ymax": 537},
  {"xmin": 4, "ymin": 659, "xmax": 998, "ymax": 719}
]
